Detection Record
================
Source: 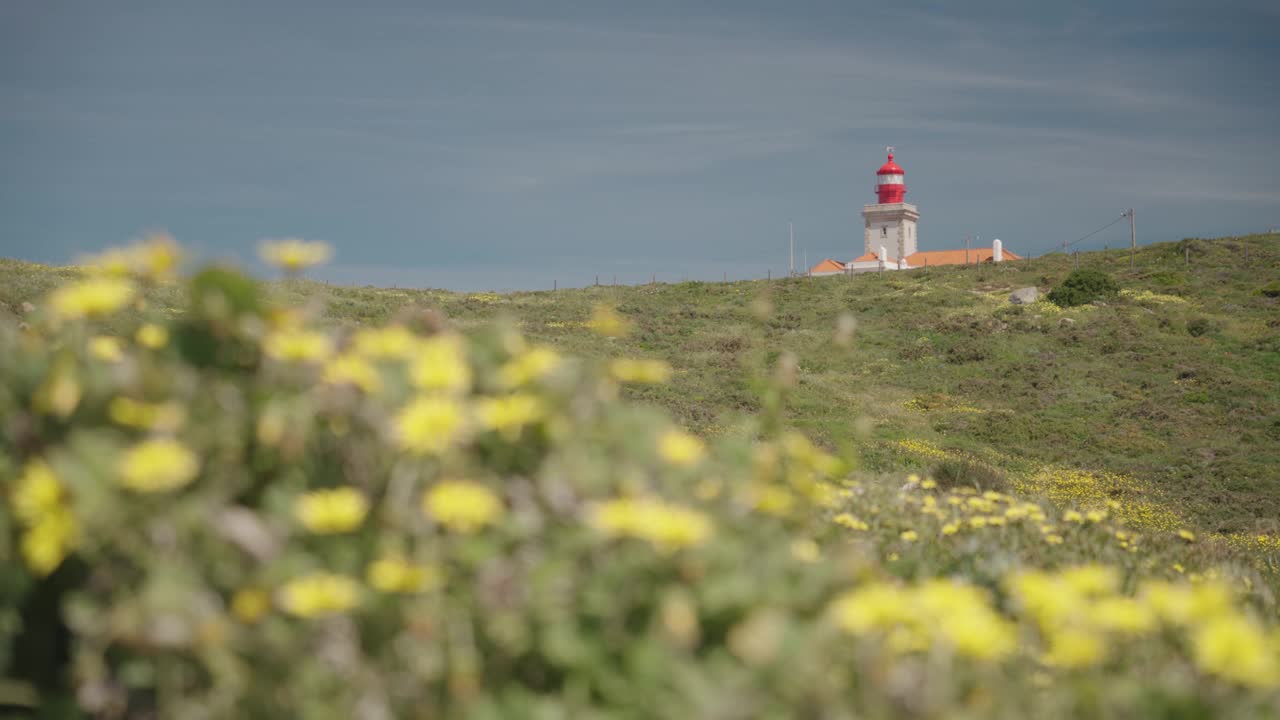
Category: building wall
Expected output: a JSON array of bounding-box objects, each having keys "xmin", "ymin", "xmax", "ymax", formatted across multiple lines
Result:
[{"xmin": 862, "ymin": 203, "xmax": 920, "ymax": 261}]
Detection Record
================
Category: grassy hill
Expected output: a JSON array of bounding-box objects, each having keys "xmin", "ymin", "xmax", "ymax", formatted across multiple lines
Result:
[
  {"xmin": 3, "ymin": 232, "xmax": 1280, "ymax": 716},
  {"xmin": 3, "ymin": 234, "xmax": 1279, "ymax": 542}
]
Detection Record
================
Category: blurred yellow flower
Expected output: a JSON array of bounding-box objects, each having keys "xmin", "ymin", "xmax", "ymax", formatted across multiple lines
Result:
[
  {"xmin": 108, "ymin": 397, "xmax": 186, "ymax": 432},
  {"xmin": 790, "ymin": 538, "xmax": 821, "ymax": 563},
  {"xmin": 900, "ymin": 530, "xmax": 918, "ymax": 542},
  {"xmin": 89, "ymin": 336, "xmax": 125, "ymax": 362},
  {"xmin": 1192, "ymin": 614, "xmax": 1280, "ymax": 688},
  {"xmin": 368, "ymin": 557, "xmax": 441, "ymax": 593},
  {"xmin": 833, "ymin": 513, "xmax": 869, "ymax": 531},
  {"xmin": 941, "ymin": 521, "xmax": 961, "ymax": 536},
  {"xmin": 135, "ymin": 323, "xmax": 169, "ymax": 349},
  {"xmin": 34, "ymin": 358, "xmax": 82, "ymax": 419},
  {"xmin": 590, "ymin": 497, "xmax": 713, "ymax": 551},
  {"xmin": 278, "ymin": 573, "xmax": 361, "ymax": 618},
  {"xmin": 351, "ymin": 325, "xmax": 419, "ymax": 359},
  {"xmin": 323, "ymin": 353, "xmax": 382, "ymax": 394},
  {"xmin": 259, "ymin": 238, "xmax": 332, "ymax": 272},
  {"xmin": 587, "ymin": 305, "xmax": 631, "ymax": 337},
  {"xmin": 48, "ymin": 277, "xmax": 136, "ymax": 320},
  {"xmin": 1177, "ymin": 529, "xmax": 1197, "ymax": 542},
  {"xmin": 263, "ymin": 328, "xmax": 332, "ymax": 364},
  {"xmin": 424, "ymin": 480, "xmax": 504, "ymax": 533},
  {"xmin": 133, "ymin": 232, "xmax": 181, "ymax": 280},
  {"xmin": 294, "ymin": 487, "xmax": 369, "ymax": 534},
  {"xmin": 1088, "ymin": 597, "xmax": 1157, "ymax": 635},
  {"xmin": 409, "ymin": 334, "xmax": 471, "ymax": 394},
  {"xmin": 499, "ymin": 346, "xmax": 561, "ymax": 387},
  {"xmin": 1043, "ymin": 630, "xmax": 1108, "ymax": 668},
  {"xmin": 1063, "ymin": 510, "xmax": 1084, "ymax": 523},
  {"xmin": 20, "ymin": 510, "xmax": 78, "ymax": 576},
  {"xmin": 13, "ymin": 460, "xmax": 63, "ymax": 524},
  {"xmin": 117, "ymin": 438, "xmax": 200, "ymax": 493},
  {"xmin": 393, "ymin": 396, "xmax": 467, "ymax": 455},
  {"xmin": 608, "ymin": 358, "xmax": 672, "ymax": 384},
  {"xmin": 657, "ymin": 429, "xmax": 704, "ymax": 467},
  {"xmin": 231, "ymin": 588, "xmax": 272, "ymax": 623},
  {"xmin": 476, "ymin": 394, "xmax": 543, "ymax": 440}
]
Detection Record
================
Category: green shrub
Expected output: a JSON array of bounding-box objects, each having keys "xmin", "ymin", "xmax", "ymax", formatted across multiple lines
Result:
[
  {"xmin": 1259, "ymin": 280, "xmax": 1280, "ymax": 298},
  {"xmin": 1186, "ymin": 317, "xmax": 1212, "ymax": 337},
  {"xmin": 1046, "ymin": 269, "xmax": 1121, "ymax": 307},
  {"xmin": 929, "ymin": 457, "xmax": 1008, "ymax": 493}
]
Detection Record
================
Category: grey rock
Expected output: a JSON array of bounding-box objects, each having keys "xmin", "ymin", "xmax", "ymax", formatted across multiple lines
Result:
[{"xmin": 1009, "ymin": 287, "xmax": 1039, "ymax": 305}]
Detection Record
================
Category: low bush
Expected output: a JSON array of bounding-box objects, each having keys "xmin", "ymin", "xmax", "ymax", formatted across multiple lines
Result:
[{"xmin": 1047, "ymin": 269, "xmax": 1120, "ymax": 307}]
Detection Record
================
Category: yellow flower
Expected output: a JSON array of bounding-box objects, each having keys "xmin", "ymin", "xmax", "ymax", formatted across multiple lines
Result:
[
  {"xmin": 790, "ymin": 538, "xmax": 821, "ymax": 563},
  {"xmin": 278, "ymin": 573, "xmax": 361, "ymax": 618},
  {"xmin": 108, "ymin": 397, "xmax": 186, "ymax": 432},
  {"xmin": 393, "ymin": 396, "xmax": 467, "ymax": 455},
  {"xmin": 920, "ymin": 479, "xmax": 938, "ymax": 490},
  {"xmin": 48, "ymin": 277, "xmax": 136, "ymax": 320},
  {"xmin": 323, "ymin": 353, "xmax": 382, "ymax": 394},
  {"xmin": 476, "ymin": 393, "xmax": 543, "ymax": 440},
  {"xmin": 12, "ymin": 460, "xmax": 63, "ymax": 525},
  {"xmin": 20, "ymin": 510, "xmax": 78, "ymax": 576},
  {"xmin": 1192, "ymin": 614, "xmax": 1280, "ymax": 688},
  {"xmin": 1177, "ymin": 529, "xmax": 1197, "ymax": 542},
  {"xmin": 351, "ymin": 325, "xmax": 419, "ymax": 359},
  {"xmin": 589, "ymin": 498, "xmax": 713, "ymax": 551},
  {"xmin": 1043, "ymin": 630, "xmax": 1108, "ymax": 668},
  {"xmin": 499, "ymin": 346, "xmax": 561, "ymax": 387},
  {"xmin": 135, "ymin": 323, "xmax": 169, "ymax": 349},
  {"xmin": 231, "ymin": 589, "xmax": 272, "ymax": 623},
  {"xmin": 657, "ymin": 429, "xmax": 705, "ymax": 467},
  {"xmin": 1088, "ymin": 597, "xmax": 1156, "ymax": 635},
  {"xmin": 833, "ymin": 513, "xmax": 869, "ymax": 531},
  {"xmin": 117, "ymin": 438, "xmax": 200, "ymax": 493},
  {"xmin": 1085, "ymin": 509, "xmax": 1108, "ymax": 523},
  {"xmin": 368, "ymin": 557, "xmax": 441, "ymax": 593},
  {"xmin": 587, "ymin": 305, "xmax": 631, "ymax": 337},
  {"xmin": 89, "ymin": 336, "xmax": 125, "ymax": 362},
  {"xmin": 1044, "ymin": 534, "xmax": 1064, "ymax": 545},
  {"xmin": 409, "ymin": 334, "xmax": 471, "ymax": 394},
  {"xmin": 423, "ymin": 480, "xmax": 504, "ymax": 533},
  {"xmin": 969, "ymin": 517, "xmax": 987, "ymax": 529},
  {"xmin": 608, "ymin": 358, "xmax": 673, "ymax": 384},
  {"xmin": 294, "ymin": 487, "xmax": 369, "ymax": 534},
  {"xmin": 263, "ymin": 328, "xmax": 332, "ymax": 364},
  {"xmin": 259, "ymin": 238, "xmax": 332, "ymax": 272},
  {"xmin": 34, "ymin": 357, "xmax": 82, "ymax": 419},
  {"xmin": 1060, "ymin": 565, "xmax": 1120, "ymax": 596},
  {"xmin": 753, "ymin": 484, "xmax": 796, "ymax": 517},
  {"xmin": 133, "ymin": 232, "xmax": 181, "ymax": 280},
  {"xmin": 900, "ymin": 530, "xmax": 918, "ymax": 542},
  {"xmin": 1063, "ymin": 510, "xmax": 1084, "ymax": 523},
  {"xmin": 941, "ymin": 521, "xmax": 961, "ymax": 536}
]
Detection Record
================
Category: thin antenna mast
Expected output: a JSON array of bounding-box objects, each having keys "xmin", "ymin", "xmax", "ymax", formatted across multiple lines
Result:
[{"xmin": 789, "ymin": 222, "xmax": 795, "ymax": 277}]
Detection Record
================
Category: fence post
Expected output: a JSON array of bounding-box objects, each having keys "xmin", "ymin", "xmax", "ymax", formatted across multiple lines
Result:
[{"xmin": 1185, "ymin": 246, "xmax": 1190, "ymax": 266}]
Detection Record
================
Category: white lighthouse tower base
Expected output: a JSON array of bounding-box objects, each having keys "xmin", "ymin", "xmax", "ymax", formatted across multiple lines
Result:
[{"xmin": 862, "ymin": 202, "xmax": 920, "ymax": 265}]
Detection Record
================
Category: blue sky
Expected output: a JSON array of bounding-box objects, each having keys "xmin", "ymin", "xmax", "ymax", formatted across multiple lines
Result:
[{"xmin": 2, "ymin": 1, "xmax": 1277, "ymax": 291}]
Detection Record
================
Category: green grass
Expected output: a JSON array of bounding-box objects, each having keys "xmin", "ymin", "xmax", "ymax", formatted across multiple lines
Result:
[{"xmin": 4, "ymin": 233, "xmax": 1279, "ymax": 537}]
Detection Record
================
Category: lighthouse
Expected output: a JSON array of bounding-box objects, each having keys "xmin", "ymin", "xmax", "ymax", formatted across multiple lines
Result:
[{"xmin": 862, "ymin": 147, "xmax": 920, "ymax": 264}]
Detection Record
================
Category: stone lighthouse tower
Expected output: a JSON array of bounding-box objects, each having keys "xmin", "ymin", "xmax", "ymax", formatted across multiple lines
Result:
[{"xmin": 862, "ymin": 147, "xmax": 920, "ymax": 265}]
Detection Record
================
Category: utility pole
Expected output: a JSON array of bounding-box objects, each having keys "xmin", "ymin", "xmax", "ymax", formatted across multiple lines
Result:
[
  {"xmin": 965, "ymin": 234, "xmax": 971, "ymax": 266},
  {"xmin": 1128, "ymin": 208, "xmax": 1136, "ymax": 269},
  {"xmin": 803, "ymin": 250, "xmax": 808, "ymax": 277},
  {"xmin": 789, "ymin": 222, "xmax": 795, "ymax": 277}
]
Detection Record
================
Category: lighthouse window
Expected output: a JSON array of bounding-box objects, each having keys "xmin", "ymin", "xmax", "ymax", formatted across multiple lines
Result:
[
  {"xmin": 881, "ymin": 227, "xmax": 887, "ymax": 238},
  {"xmin": 878, "ymin": 174, "xmax": 904, "ymax": 184}
]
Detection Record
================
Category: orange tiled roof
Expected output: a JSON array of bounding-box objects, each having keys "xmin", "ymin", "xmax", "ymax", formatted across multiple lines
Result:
[
  {"xmin": 808, "ymin": 258, "xmax": 847, "ymax": 274},
  {"xmin": 904, "ymin": 248, "xmax": 1022, "ymax": 266},
  {"xmin": 852, "ymin": 252, "xmax": 880, "ymax": 262}
]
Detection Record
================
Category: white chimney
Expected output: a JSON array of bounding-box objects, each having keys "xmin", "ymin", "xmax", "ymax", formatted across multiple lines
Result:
[
  {"xmin": 992, "ymin": 238, "xmax": 1003, "ymax": 263},
  {"xmin": 879, "ymin": 245, "xmax": 887, "ymax": 269}
]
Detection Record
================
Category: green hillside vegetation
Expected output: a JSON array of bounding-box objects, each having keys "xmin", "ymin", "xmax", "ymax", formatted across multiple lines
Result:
[
  {"xmin": 3, "ymin": 235, "xmax": 1279, "ymax": 545},
  {"xmin": 2, "ymin": 233, "xmax": 1279, "ymax": 717}
]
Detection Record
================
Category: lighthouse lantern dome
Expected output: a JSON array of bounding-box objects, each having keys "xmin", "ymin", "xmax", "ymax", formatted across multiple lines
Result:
[{"xmin": 875, "ymin": 146, "xmax": 907, "ymax": 204}]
